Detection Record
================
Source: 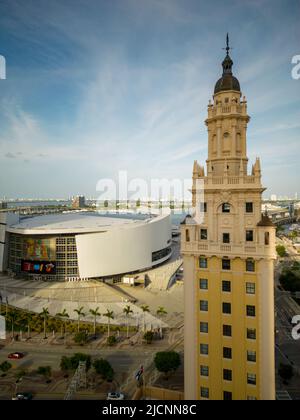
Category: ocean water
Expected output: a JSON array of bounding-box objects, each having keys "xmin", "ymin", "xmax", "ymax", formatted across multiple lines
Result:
[{"xmin": 6, "ymin": 200, "xmax": 189, "ymax": 226}]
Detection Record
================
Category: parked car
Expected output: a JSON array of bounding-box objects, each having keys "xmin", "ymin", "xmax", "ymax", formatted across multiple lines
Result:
[
  {"xmin": 13, "ymin": 393, "xmax": 33, "ymax": 400},
  {"xmin": 107, "ymin": 392, "xmax": 125, "ymax": 400},
  {"xmin": 8, "ymin": 352, "xmax": 25, "ymax": 360}
]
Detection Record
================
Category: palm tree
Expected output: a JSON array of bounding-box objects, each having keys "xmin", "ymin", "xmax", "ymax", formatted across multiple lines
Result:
[
  {"xmin": 74, "ymin": 306, "xmax": 85, "ymax": 333},
  {"xmin": 123, "ymin": 305, "xmax": 133, "ymax": 338},
  {"xmin": 156, "ymin": 306, "xmax": 168, "ymax": 338},
  {"xmin": 89, "ymin": 307, "xmax": 101, "ymax": 338},
  {"xmin": 156, "ymin": 306, "xmax": 167, "ymax": 318},
  {"xmin": 26, "ymin": 313, "xmax": 34, "ymax": 340},
  {"xmin": 39, "ymin": 307, "xmax": 50, "ymax": 339},
  {"xmin": 56, "ymin": 309, "xmax": 70, "ymax": 337},
  {"xmin": 7, "ymin": 310, "xmax": 18, "ymax": 340},
  {"xmin": 141, "ymin": 305, "xmax": 150, "ymax": 332},
  {"xmin": 103, "ymin": 310, "xmax": 114, "ymax": 338}
]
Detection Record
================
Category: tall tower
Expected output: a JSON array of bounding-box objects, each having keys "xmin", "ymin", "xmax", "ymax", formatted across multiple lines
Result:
[{"xmin": 181, "ymin": 35, "xmax": 276, "ymax": 401}]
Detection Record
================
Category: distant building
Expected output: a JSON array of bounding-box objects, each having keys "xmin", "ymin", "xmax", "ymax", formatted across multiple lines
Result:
[
  {"xmin": 270, "ymin": 194, "xmax": 277, "ymax": 202},
  {"xmin": 0, "ymin": 201, "xmax": 7, "ymax": 209},
  {"xmin": 72, "ymin": 195, "xmax": 86, "ymax": 209}
]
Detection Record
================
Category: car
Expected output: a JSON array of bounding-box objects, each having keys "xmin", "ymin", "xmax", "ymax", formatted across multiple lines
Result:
[
  {"xmin": 8, "ymin": 352, "xmax": 25, "ymax": 360},
  {"xmin": 14, "ymin": 393, "xmax": 33, "ymax": 400},
  {"xmin": 107, "ymin": 392, "xmax": 125, "ymax": 400}
]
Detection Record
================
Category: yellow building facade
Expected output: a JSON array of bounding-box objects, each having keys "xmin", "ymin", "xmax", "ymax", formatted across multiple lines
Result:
[{"xmin": 181, "ymin": 38, "xmax": 277, "ymax": 400}]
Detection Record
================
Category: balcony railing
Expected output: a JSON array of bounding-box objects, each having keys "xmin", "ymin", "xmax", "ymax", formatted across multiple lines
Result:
[
  {"xmin": 203, "ymin": 175, "xmax": 258, "ymax": 186},
  {"xmin": 181, "ymin": 240, "xmax": 277, "ymax": 259}
]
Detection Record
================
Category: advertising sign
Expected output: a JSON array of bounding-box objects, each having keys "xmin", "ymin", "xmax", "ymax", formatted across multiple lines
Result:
[
  {"xmin": 21, "ymin": 260, "xmax": 56, "ymax": 275},
  {"xmin": 23, "ymin": 238, "xmax": 55, "ymax": 261}
]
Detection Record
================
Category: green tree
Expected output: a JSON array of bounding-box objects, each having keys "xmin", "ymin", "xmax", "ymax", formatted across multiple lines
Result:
[
  {"xmin": 37, "ymin": 366, "xmax": 52, "ymax": 380},
  {"xmin": 279, "ymin": 268, "xmax": 300, "ymax": 292},
  {"xmin": 104, "ymin": 200, "xmax": 109, "ymax": 208},
  {"xmin": 89, "ymin": 307, "xmax": 101, "ymax": 337},
  {"xmin": 39, "ymin": 307, "xmax": 50, "ymax": 339},
  {"xmin": 74, "ymin": 331, "xmax": 88, "ymax": 345},
  {"xmin": 0, "ymin": 361, "xmax": 12, "ymax": 373},
  {"xmin": 26, "ymin": 313, "xmax": 34, "ymax": 340},
  {"xmin": 56, "ymin": 309, "xmax": 70, "ymax": 337},
  {"xmin": 123, "ymin": 305, "xmax": 133, "ymax": 338},
  {"xmin": 107, "ymin": 335, "xmax": 117, "ymax": 346},
  {"xmin": 103, "ymin": 310, "xmax": 114, "ymax": 338},
  {"xmin": 276, "ymin": 245, "xmax": 287, "ymax": 258},
  {"xmin": 60, "ymin": 353, "xmax": 91, "ymax": 372},
  {"xmin": 93, "ymin": 358, "xmax": 114, "ymax": 381},
  {"xmin": 74, "ymin": 306, "xmax": 85, "ymax": 333},
  {"xmin": 154, "ymin": 351, "xmax": 181, "ymax": 378},
  {"xmin": 136, "ymin": 198, "xmax": 141, "ymax": 208},
  {"xmin": 140, "ymin": 305, "xmax": 150, "ymax": 332}
]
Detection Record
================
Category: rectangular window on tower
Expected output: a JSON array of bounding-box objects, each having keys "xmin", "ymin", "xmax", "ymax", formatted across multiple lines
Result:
[
  {"xmin": 222, "ymin": 203, "xmax": 231, "ymax": 213},
  {"xmin": 199, "ymin": 279, "xmax": 208, "ymax": 290},
  {"xmin": 200, "ymin": 300, "xmax": 209, "ymax": 312},
  {"xmin": 246, "ymin": 230, "xmax": 254, "ymax": 242},
  {"xmin": 246, "ymin": 259, "xmax": 255, "ymax": 272},
  {"xmin": 200, "ymin": 229, "xmax": 208, "ymax": 240},
  {"xmin": 199, "ymin": 257, "xmax": 208, "ymax": 269},
  {"xmin": 222, "ymin": 280, "xmax": 231, "ymax": 293},
  {"xmin": 223, "ymin": 347, "xmax": 232, "ymax": 359},
  {"xmin": 223, "ymin": 325, "xmax": 232, "ymax": 337},
  {"xmin": 246, "ymin": 202, "xmax": 254, "ymax": 213},
  {"xmin": 223, "ymin": 233, "xmax": 230, "ymax": 244},
  {"xmin": 246, "ymin": 305, "xmax": 256, "ymax": 317},
  {"xmin": 223, "ymin": 302, "xmax": 232, "ymax": 314},
  {"xmin": 222, "ymin": 259, "xmax": 231, "ymax": 270},
  {"xmin": 200, "ymin": 322, "xmax": 209, "ymax": 334}
]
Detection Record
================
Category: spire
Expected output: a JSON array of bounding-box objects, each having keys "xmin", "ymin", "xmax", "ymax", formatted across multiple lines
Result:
[
  {"xmin": 223, "ymin": 33, "xmax": 231, "ymax": 56},
  {"xmin": 222, "ymin": 33, "xmax": 233, "ymax": 75}
]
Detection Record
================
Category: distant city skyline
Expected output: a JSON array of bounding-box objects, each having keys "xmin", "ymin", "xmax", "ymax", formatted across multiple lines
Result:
[{"xmin": 0, "ymin": 0, "xmax": 299, "ymax": 199}]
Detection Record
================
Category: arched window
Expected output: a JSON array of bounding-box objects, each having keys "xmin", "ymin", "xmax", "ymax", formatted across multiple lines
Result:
[{"xmin": 222, "ymin": 203, "xmax": 231, "ymax": 213}]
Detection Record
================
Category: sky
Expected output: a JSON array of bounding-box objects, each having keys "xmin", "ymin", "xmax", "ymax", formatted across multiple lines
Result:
[{"xmin": 0, "ymin": 0, "xmax": 299, "ymax": 200}]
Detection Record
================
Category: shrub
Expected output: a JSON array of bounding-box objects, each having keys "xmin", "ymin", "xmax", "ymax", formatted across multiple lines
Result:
[
  {"xmin": 154, "ymin": 351, "xmax": 181, "ymax": 378},
  {"xmin": 74, "ymin": 331, "xmax": 88, "ymax": 345},
  {"xmin": 107, "ymin": 335, "xmax": 117, "ymax": 346},
  {"xmin": 93, "ymin": 359, "xmax": 114, "ymax": 381},
  {"xmin": 0, "ymin": 361, "xmax": 12, "ymax": 373},
  {"xmin": 37, "ymin": 366, "xmax": 52, "ymax": 378}
]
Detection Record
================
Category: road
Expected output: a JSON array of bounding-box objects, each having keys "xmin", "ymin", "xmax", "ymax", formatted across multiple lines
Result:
[
  {"xmin": 0, "ymin": 341, "xmax": 156, "ymax": 374},
  {"xmin": 274, "ymin": 246, "xmax": 300, "ymax": 399}
]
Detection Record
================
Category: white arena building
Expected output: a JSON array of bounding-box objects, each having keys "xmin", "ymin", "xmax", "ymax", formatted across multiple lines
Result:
[{"xmin": 0, "ymin": 212, "xmax": 172, "ymax": 281}]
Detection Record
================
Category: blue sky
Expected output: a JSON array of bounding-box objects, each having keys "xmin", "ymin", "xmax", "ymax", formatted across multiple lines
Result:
[{"xmin": 0, "ymin": 0, "xmax": 299, "ymax": 199}]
